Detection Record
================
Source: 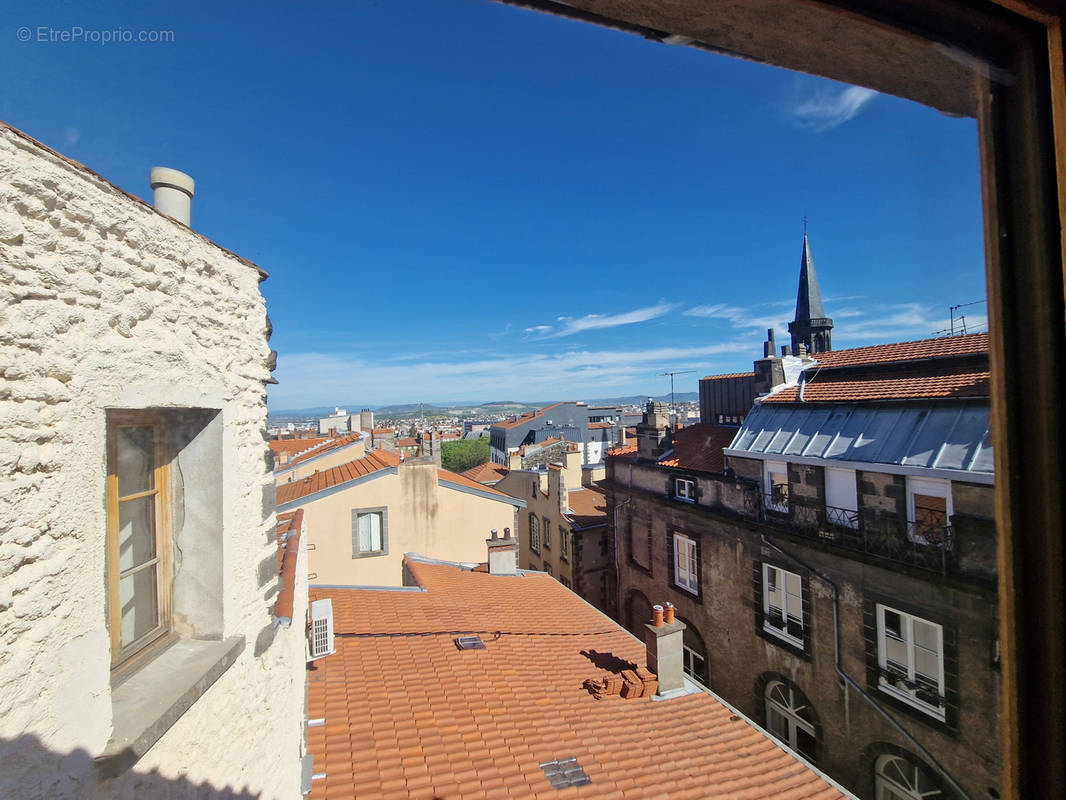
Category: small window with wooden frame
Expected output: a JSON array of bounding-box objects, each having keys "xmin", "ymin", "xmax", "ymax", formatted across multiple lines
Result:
[{"xmin": 106, "ymin": 412, "xmax": 171, "ymax": 670}]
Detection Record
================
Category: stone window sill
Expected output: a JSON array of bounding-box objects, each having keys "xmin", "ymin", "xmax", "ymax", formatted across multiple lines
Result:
[{"xmin": 95, "ymin": 636, "xmax": 245, "ymax": 777}]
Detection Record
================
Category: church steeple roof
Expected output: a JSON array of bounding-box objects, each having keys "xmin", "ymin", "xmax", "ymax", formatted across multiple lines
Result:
[{"xmin": 794, "ymin": 232, "xmax": 827, "ymax": 321}]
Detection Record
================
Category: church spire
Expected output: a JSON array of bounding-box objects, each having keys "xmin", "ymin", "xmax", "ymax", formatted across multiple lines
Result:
[{"xmin": 788, "ymin": 228, "xmax": 833, "ymax": 355}]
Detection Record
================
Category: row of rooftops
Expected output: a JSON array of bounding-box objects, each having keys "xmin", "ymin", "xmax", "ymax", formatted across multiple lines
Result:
[{"xmin": 306, "ymin": 555, "xmax": 850, "ymax": 799}]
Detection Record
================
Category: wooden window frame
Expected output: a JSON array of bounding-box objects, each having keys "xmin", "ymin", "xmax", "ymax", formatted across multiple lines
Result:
[
  {"xmin": 542, "ymin": 516, "xmax": 551, "ymax": 549},
  {"xmin": 672, "ymin": 532, "xmax": 699, "ymax": 595},
  {"xmin": 765, "ymin": 680, "xmax": 818, "ymax": 763},
  {"xmin": 762, "ymin": 564, "xmax": 805, "ymax": 649},
  {"xmin": 675, "ymin": 477, "xmax": 696, "ymax": 503},
  {"xmin": 529, "ymin": 512, "xmax": 540, "ymax": 554},
  {"xmin": 106, "ymin": 411, "xmax": 172, "ymax": 671},
  {"xmin": 351, "ymin": 506, "xmax": 388, "ymax": 558}
]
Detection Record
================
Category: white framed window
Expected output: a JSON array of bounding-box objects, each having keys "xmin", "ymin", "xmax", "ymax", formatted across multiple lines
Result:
[
  {"xmin": 543, "ymin": 517, "xmax": 552, "ymax": 549},
  {"xmin": 560, "ymin": 528, "xmax": 569, "ymax": 559},
  {"xmin": 876, "ymin": 604, "xmax": 946, "ymax": 720},
  {"xmin": 874, "ymin": 754, "xmax": 944, "ymax": 800},
  {"xmin": 824, "ymin": 466, "xmax": 858, "ymax": 528},
  {"xmin": 352, "ymin": 507, "xmax": 387, "ymax": 557},
  {"xmin": 681, "ymin": 622, "xmax": 708, "ymax": 685},
  {"xmin": 764, "ymin": 461, "xmax": 789, "ymax": 512},
  {"xmin": 765, "ymin": 681, "xmax": 817, "ymax": 762},
  {"xmin": 675, "ymin": 477, "xmax": 696, "ymax": 503},
  {"xmin": 906, "ymin": 477, "xmax": 952, "ymax": 545},
  {"xmin": 529, "ymin": 513, "xmax": 540, "ymax": 554},
  {"xmin": 763, "ymin": 564, "xmax": 804, "ymax": 647},
  {"xmin": 673, "ymin": 533, "xmax": 699, "ymax": 594}
]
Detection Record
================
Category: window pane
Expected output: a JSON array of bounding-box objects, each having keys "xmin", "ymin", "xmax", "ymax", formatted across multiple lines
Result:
[
  {"xmin": 116, "ymin": 426, "xmax": 155, "ymax": 497},
  {"xmin": 914, "ymin": 647, "xmax": 940, "ymax": 681},
  {"xmin": 358, "ymin": 512, "xmax": 382, "ymax": 552},
  {"xmin": 913, "ymin": 619, "xmax": 939, "ymax": 651},
  {"xmin": 785, "ymin": 571, "xmax": 802, "ymax": 598},
  {"xmin": 885, "ymin": 636, "xmax": 908, "ymax": 668},
  {"xmin": 119, "ymin": 566, "xmax": 158, "ymax": 647},
  {"xmin": 767, "ymin": 705, "xmax": 788, "ymax": 739},
  {"xmin": 796, "ymin": 726, "xmax": 817, "ymax": 761},
  {"xmin": 883, "ymin": 609, "xmax": 903, "ymax": 638},
  {"xmin": 118, "ymin": 496, "xmax": 156, "ymax": 571}
]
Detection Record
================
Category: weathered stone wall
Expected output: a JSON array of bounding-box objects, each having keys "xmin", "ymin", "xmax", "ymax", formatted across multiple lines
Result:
[
  {"xmin": 858, "ymin": 470, "xmax": 906, "ymax": 517},
  {"xmin": 608, "ymin": 483, "xmax": 1001, "ymax": 800},
  {"xmin": 0, "ymin": 124, "xmax": 304, "ymax": 799}
]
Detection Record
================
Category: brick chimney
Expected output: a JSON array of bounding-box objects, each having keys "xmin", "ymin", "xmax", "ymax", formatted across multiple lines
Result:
[
  {"xmin": 635, "ymin": 399, "xmax": 671, "ymax": 461},
  {"xmin": 486, "ymin": 528, "xmax": 518, "ymax": 576},
  {"xmin": 645, "ymin": 602, "xmax": 686, "ymax": 695}
]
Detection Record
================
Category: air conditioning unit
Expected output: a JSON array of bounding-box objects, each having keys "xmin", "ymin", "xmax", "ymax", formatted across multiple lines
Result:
[{"xmin": 307, "ymin": 598, "xmax": 335, "ymax": 662}]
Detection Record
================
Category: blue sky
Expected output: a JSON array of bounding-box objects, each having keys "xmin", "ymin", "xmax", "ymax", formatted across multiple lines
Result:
[{"xmin": 3, "ymin": 1, "xmax": 985, "ymax": 410}]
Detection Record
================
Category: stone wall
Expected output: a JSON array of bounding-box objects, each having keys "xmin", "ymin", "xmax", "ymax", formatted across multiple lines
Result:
[{"xmin": 0, "ymin": 124, "xmax": 304, "ymax": 798}]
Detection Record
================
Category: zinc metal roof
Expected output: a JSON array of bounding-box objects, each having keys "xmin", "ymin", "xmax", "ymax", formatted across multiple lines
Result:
[{"xmin": 727, "ymin": 401, "xmax": 993, "ymax": 474}]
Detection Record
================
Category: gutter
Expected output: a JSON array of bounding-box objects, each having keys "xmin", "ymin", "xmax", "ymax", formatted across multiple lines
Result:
[{"xmin": 760, "ymin": 534, "xmax": 972, "ymax": 800}]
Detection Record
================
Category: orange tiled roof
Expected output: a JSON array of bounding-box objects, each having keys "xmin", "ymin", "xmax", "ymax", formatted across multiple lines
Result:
[
  {"xmin": 565, "ymin": 486, "xmax": 607, "ymax": 528},
  {"xmin": 273, "ymin": 509, "xmax": 302, "ymax": 623},
  {"xmin": 702, "ymin": 371, "xmax": 756, "ymax": 380},
  {"xmin": 606, "ymin": 442, "xmax": 638, "ymax": 458},
  {"xmin": 764, "ymin": 369, "xmax": 990, "ymax": 404},
  {"xmin": 284, "ymin": 433, "xmax": 364, "ymax": 468},
  {"xmin": 587, "ymin": 421, "xmax": 611, "ymax": 429},
  {"xmin": 437, "ymin": 468, "xmax": 512, "ymax": 499},
  {"xmin": 307, "ymin": 559, "xmax": 848, "ymax": 800},
  {"xmin": 268, "ymin": 437, "xmax": 329, "ymax": 457},
  {"xmin": 396, "ymin": 437, "xmax": 417, "ymax": 447},
  {"xmin": 658, "ymin": 424, "xmax": 738, "ymax": 473},
  {"xmin": 460, "ymin": 461, "xmax": 509, "ymax": 485},
  {"xmin": 276, "ymin": 449, "xmax": 400, "ymax": 505},
  {"xmin": 372, "ymin": 428, "xmax": 396, "ymax": 435},
  {"xmin": 808, "ymin": 332, "xmax": 988, "ymax": 369}
]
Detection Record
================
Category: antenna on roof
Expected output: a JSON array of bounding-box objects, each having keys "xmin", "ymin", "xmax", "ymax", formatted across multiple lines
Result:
[
  {"xmin": 660, "ymin": 370, "xmax": 694, "ymax": 422},
  {"xmin": 949, "ymin": 300, "xmax": 985, "ymax": 336}
]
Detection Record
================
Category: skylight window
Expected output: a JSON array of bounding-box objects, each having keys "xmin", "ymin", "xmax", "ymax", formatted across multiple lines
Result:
[{"xmin": 540, "ymin": 757, "xmax": 591, "ymax": 789}]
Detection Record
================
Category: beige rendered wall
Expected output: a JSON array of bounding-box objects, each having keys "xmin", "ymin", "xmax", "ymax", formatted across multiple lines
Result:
[
  {"xmin": 303, "ymin": 462, "xmax": 519, "ymax": 585},
  {"xmin": 0, "ymin": 125, "xmax": 304, "ymax": 799}
]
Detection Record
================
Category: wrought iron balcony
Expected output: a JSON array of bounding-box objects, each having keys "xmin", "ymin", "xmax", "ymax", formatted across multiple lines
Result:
[{"xmin": 754, "ymin": 493, "xmax": 954, "ymax": 574}]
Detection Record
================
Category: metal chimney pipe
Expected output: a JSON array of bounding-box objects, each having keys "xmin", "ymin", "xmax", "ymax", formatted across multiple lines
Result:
[{"xmin": 149, "ymin": 167, "xmax": 195, "ymax": 226}]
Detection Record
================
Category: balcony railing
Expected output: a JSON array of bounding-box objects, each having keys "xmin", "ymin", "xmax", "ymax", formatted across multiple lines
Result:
[{"xmin": 755, "ymin": 494, "xmax": 954, "ymax": 574}]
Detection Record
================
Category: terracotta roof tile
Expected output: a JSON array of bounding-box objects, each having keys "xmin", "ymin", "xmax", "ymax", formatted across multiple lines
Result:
[
  {"xmin": 587, "ymin": 422, "xmax": 611, "ymax": 430},
  {"xmin": 701, "ymin": 371, "xmax": 756, "ymax": 380},
  {"xmin": 808, "ymin": 332, "xmax": 988, "ymax": 370},
  {"xmin": 606, "ymin": 442, "xmax": 638, "ymax": 459},
  {"xmin": 461, "ymin": 462, "xmax": 510, "ymax": 485},
  {"xmin": 437, "ymin": 468, "xmax": 512, "ymax": 499},
  {"xmin": 273, "ymin": 509, "xmax": 302, "ymax": 623},
  {"xmin": 565, "ymin": 486, "xmax": 607, "ymax": 528},
  {"xmin": 276, "ymin": 449, "xmax": 400, "ymax": 505},
  {"xmin": 307, "ymin": 560, "xmax": 848, "ymax": 800},
  {"xmin": 657, "ymin": 424, "xmax": 738, "ymax": 473},
  {"xmin": 284, "ymin": 433, "xmax": 364, "ymax": 468},
  {"xmin": 269, "ymin": 437, "xmax": 330, "ymax": 457},
  {"xmin": 764, "ymin": 369, "xmax": 990, "ymax": 404}
]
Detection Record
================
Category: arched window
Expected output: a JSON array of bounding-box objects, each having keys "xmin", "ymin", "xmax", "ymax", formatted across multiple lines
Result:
[
  {"xmin": 875, "ymin": 754, "xmax": 945, "ymax": 800},
  {"xmin": 626, "ymin": 589, "xmax": 652, "ymax": 638},
  {"xmin": 678, "ymin": 617, "xmax": 708, "ymax": 685},
  {"xmin": 765, "ymin": 680, "xmax": 817, "ymax": 762}
]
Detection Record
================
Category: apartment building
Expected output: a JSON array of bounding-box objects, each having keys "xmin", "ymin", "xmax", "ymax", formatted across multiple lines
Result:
[
  {"xmin": 488, "ymin": 401, "xmax": 624, "ymax": 465},
  {"xmin": 606, "ymin": 335, "xmax": 998, "ymax": 800}
]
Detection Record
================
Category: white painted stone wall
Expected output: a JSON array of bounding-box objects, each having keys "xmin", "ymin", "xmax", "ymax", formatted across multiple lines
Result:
[{"xmin": 0, "ymin": 124, "xmax": 304, "ymax": 799}]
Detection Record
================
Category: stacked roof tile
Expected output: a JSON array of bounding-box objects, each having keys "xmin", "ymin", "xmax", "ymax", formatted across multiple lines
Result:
[
  {"xmin": 273, "ymin": 509, "xmax": 302, "ymax": 624},
  {"xmin": 268, "ymin": 437, "xmax": 329, "ymax": 457},
  {"xmin": 807, "ymin": 332, "xmax": 988, "ymax": 369},
  {"xmin": 306, "ymin": 558, "xmax": 849, "ymax": 799}
]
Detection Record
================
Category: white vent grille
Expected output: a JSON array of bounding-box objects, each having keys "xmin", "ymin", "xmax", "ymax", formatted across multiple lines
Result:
[{"xmin": 308, "ymin": 598, "xmax": 335, "ymax": 661}]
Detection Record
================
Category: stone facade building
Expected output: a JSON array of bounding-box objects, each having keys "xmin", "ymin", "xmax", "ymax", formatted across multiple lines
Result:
[
  {"xmin": 492, "ymin": 449, "xmax": 612, "ymax": 611},
  {"xmin": 606, "ymin": 336, "xmax": 998, "ymax": 800},
  {"xmin": 0, "ymin": 122, "xmax": 305, "ymax": 797}
]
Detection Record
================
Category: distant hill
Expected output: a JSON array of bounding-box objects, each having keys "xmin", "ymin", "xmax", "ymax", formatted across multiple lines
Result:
[{"xmin": 269, "ymin": 392, "xmax": 699, "ymax": 421}]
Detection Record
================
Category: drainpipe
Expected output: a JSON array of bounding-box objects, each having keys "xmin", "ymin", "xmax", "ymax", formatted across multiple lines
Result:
[{"xmin": 760, "ymin": 534, "xmax": 972, "ymax": 800}]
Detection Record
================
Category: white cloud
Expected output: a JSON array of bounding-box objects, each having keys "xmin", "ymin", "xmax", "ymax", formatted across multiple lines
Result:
[
  {"xmin": 684, "ymin": 302, "xmax": 792, "ymax": 334},
  {"xmin": 791, "ymin": 85, "xmax": 877, "ymax": 132},
  {"xmin": 527, "ymin": 302, "xmax": 678, "ymax": 339},
  {"xmin": 64, "ymin": 127, "xmax": 81, "ymax": 146},
  {"xmin": 268, "ymin": 339, "xmax": 752, "ymax": 409}
]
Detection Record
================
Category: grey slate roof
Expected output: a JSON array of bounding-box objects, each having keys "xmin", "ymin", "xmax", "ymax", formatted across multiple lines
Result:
[{"xmin": 726, "ymin": 401, "xmax": 993, "ymax": 476}]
